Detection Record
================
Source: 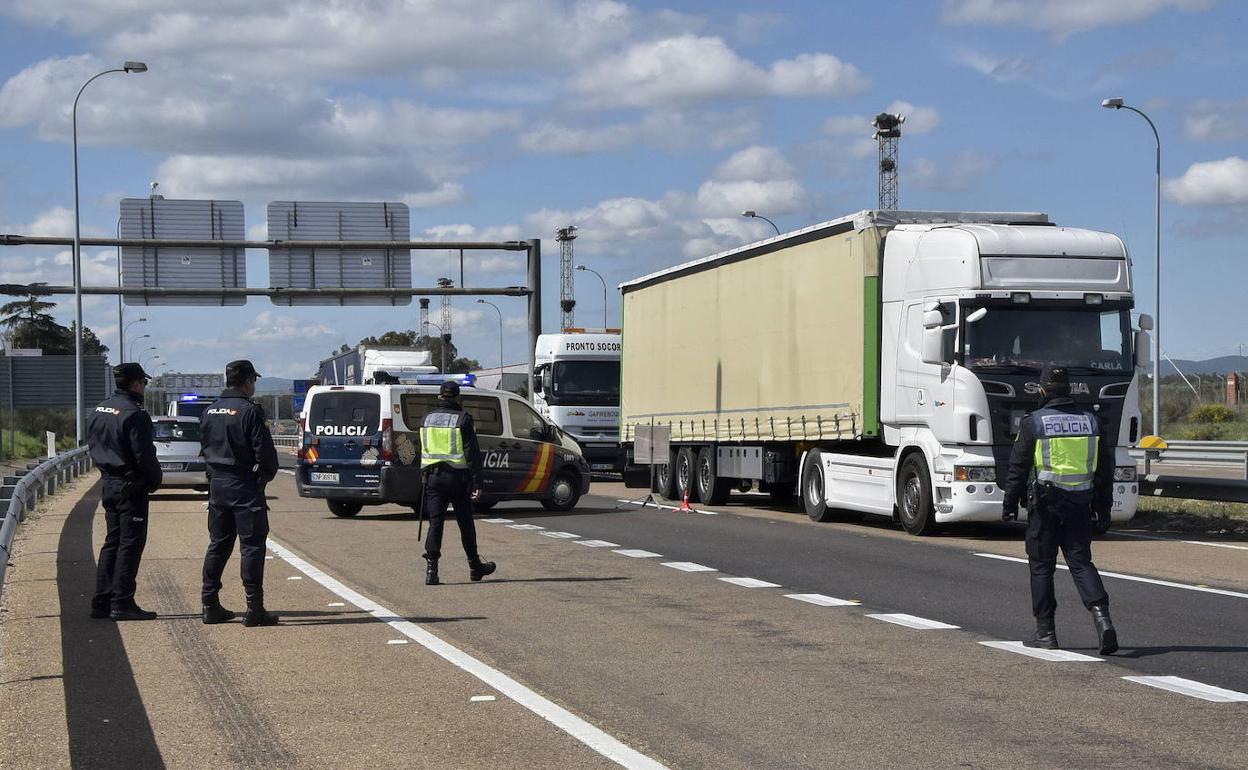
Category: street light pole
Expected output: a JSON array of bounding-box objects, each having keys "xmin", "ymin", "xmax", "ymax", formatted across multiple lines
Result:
[
  {"xmin": 72, "ymin": 61, "xmax": 147, "ymax": 444},
  {"xmin": 575, "ymin": 265, "xmax": 609, "ymax": 328},
  {"xmin": 1102, "ymin": 97, "xmax": 1161, "ymax": 436},
  {"xmin": 740, "ymin": 210, "xmax": 781, "ymax": 236},
  {"xmin": 476, "ymin": 299, "xmax": 504, "ymax": 374},
  {"xmin": 122, "ymin": 316, "xmax": 147, "ymax": 362},
  {"xmin": 129, "ymin": 333, "xmax": 150, "ymax": 361}
]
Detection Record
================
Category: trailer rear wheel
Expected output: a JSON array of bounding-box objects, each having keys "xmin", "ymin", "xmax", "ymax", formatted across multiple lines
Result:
[
  {"xmin": 802, "ymin": 450, "xmax": 835, "ymax": 522},
  {"xmin": 653, "ymin": 455, "xmax": 676, "ymax": 500},
  {"xmin": 897, "ymin": 453, "xmax": 939, "ymax": 536},
  {"xmin": 674, "ymin": 447, "xmax": 701, "ymax": 504},
  {"xmin": 695, "ymin": 447, "xmax": 731, "ymax": 506}
]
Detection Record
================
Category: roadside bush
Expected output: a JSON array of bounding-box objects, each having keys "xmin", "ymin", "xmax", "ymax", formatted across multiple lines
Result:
[
  {"xmin": 1190, "ymin": 403, "xmax": 1235, "ymax": 424},
  {"xmin": 1179, "ymin": 423, "xmax": 1223, "ymax": 441}
]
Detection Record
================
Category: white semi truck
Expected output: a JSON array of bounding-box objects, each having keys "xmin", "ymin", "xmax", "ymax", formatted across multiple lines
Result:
[
  {"xmin": 619, "ymin": 210, "xmax": 1149, "ymax": 534},
  {"xmin": 533, "ymin": 331, "xmax": 622, "ymax": 471}
]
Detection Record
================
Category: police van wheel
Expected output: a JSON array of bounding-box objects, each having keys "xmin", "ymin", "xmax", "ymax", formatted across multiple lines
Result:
[
  {"xmin": 327, "ymin": 500, "xmax": 363, "ymax": 518},
  {"xmin": 695, "ymin": 447, "xmax": 731, "ymax": 506},
  {"xmin": 896, "ymin": 454, "xmax": 938, "ymax": 536},
  {"xmin": 541, "ymin": 471, "xmax": 582, "ymax": 512},
  {"xmin": 674, "ymin": 447, "xmax": 701, "ymax": 504},
  {"xmin": 803, "ymin": 450, "xmax": 834, "ymax": 523}
]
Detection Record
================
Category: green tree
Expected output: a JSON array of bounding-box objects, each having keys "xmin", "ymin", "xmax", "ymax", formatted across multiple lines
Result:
[
  {"xmin": 1, "ymin": 291, "xmax": 60, "ymax": 351},
  {"xmin": 352, "ymin": 329, "xmax": 480, "ymax": 373}
]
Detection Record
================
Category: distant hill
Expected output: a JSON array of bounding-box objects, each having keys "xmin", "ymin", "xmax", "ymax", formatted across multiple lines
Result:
[
  {"xmin": 254, "ymin": 377, "xmax": 296, "ymax": 394},
  {"xmin": 1162, "ymin": 356, "xmax": 1247, "ymax": 376}
]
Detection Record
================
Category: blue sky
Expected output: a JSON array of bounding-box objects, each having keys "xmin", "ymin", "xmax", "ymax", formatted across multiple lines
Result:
[{"xmin": 1, "ymin": 0, "xmax": 1245, "ymax": 378}]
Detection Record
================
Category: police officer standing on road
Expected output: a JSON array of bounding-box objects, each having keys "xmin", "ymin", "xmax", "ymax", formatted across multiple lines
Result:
[
  {"xmin": 420, "ymin": 380, "xmax": 496, "ymax": 586},
  {"xmin": 199, "ymin": 360, "xmax": 280, "ymax": 627},
  {"xmin": 86, "ymin": 363, "xmax": 163, "ymax": 620},
  {"xmin": 1002, "ymin": 366, "xmax": 1119, "ymax": 654}
]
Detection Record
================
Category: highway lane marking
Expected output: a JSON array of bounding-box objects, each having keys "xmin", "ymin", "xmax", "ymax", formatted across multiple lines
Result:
[
  {"xmin": 540, "ymin": 531, "xmax": 581, "ymax": 539},
  {"xmin": 867, "ymin": 613, "xmax": 960, "ymax": 630},
  {"xmin": 576, "ymin": 540, "xmax": 620, "ymax": 548},
  {"xmin": 613, "ymin": 549, "xmax": 663, "ymax": 558},
  {"xmin": 1122, "ymin": 676, "xmax": 1248, "ymax": 703},
  {"xmin": 719, "ymin": 577, "xmax": 781, "ymax": 588},
  {"xmin": 481, "ymin": 518, "xmax": 514, "ymax": 524},
  {"xmin": 979, "ymin": 641, "xmax": 1103, "ymax": 662},
  {"xmin": 266, "ymin": 538, "xmax": 671, "ymax": 770},
  {"xmin": 387, "ymin": 639, "xmax": 410, "ymax": 645},
  {"xmin": 661, "ymin": 561, "xmax": 717, "ymax": 572},
  {"xmin": 615, "ymin": 499, "xmax": 718, "ymax": 515},
  {"xmin": 785, "ymin": 594, "xmax": 860, "ymax": 607},
  {"xmin": 328, "ymin": 602, "xmax": 346, "ymax": 607},
  {"xmin": 287, "ymin": 576, "xmax": 303, "ymax": 580},
  {"xmin": 1113, "ymin": 531, "xmax": 1248, "ymax": 551},
  {"xmin": 470, "ymin": 695, "xmax": 497, "ymax": 703},
  {"xmin": 507, "ymin": 524, "xmax": 545, "ymax": 531},
  {"xmin": 973, "ymin": 552, "xmax": 1248, "ymax": 599},
  {"xmin": 278, "ymin": 469, "xmax": 296, "ymax": 476}
]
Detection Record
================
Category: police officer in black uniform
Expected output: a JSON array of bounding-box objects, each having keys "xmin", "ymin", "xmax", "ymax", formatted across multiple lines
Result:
[
  {"xmin": 1002, "ymin": 366, "xmax": 1118, "ymax": 654},
  {"xmin": 420, "ymin": 380, "xmax": 496, "ymax": 586},
  {"xmin": 86, "ymin": 362, "xmax": 163, "ymax": 620},
  {"xmin": 199, "ymin": 360, "xmax": 280, "ymax": 626}
]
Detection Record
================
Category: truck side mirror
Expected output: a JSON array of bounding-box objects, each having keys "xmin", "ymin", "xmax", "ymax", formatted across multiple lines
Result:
[
  {"xmin": 1137, "ymin": 313, "xmax": 1154, "ymax": 332},
  {"xmin": 532, "ymin": 373, "xmax": 543, "ymax": 393},
  {"xmin": 922, "ymin": 309, "xmax": 944, "ymax": 329},
  {"xmin": 1134, "ymin": 330, "xmax": 1152, "ymax": 370},
  {"xmin": 921, "ymin": 327, "xmax": 945, "ymax": 366}
]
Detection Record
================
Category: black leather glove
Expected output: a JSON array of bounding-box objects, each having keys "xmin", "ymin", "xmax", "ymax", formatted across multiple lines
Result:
[
  {"xmin": 1002, "ymin": 505, "xmax": 1018, "ymax": 522},
  {"xmin": 1095, "ymin": 506, "xmax": 1111, "ymax": 530}
]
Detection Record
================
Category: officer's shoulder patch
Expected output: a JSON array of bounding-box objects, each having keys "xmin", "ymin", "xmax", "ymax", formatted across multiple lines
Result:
[{"xmin": 95, "ymin": 406, "xmax": 121, "ymax": 415}]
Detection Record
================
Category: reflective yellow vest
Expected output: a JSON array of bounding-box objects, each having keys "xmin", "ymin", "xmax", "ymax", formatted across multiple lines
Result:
[
  {"xmin": 420, "ymin": 411, "xmax": 469, "ymax": 469},
  {"xmin": 1031, "ymin": 407, "xmax": 1099, "ymax": 492}
]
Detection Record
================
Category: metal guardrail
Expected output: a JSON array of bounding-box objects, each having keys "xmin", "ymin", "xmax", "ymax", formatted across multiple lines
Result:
[
  {"xmin": 1129, "ymin": 440, "xmax": 1248, "ymax": 480},
  {"xmin": 0, "ymin": 446, "xmax": 92, "ymax": 601},
  {"xmin": 1140, "ymin": 475, "xmax": 1248, "ymax": 504},
  {"xmin": 272, "ymin": 435, "xmax": 300, "ymax": 449}
]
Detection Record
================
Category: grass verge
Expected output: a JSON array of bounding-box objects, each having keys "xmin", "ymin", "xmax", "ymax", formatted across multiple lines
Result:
[{"xmin": 1128, "ymin": 496, "xmax": 1248, "ymax": 537}]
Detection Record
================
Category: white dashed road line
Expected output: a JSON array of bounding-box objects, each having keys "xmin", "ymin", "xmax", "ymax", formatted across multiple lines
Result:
[
  {"xmin": 661, "ymin": 561, "xmax": 717, "ymax": 573},
  {"xmin": 867, "ymin": 613, "xmax": 960, "ymax": 630},
  {"xmin": 470, "ymin": 695, "xmax": 497, "ymax": 703},
  {"xmin": 1113, "ymin": 531, "xmax": 1248, "ymax": 551},
  {"xmin": 719, "ymin": 577, "xmax": 780, "ymax": 588},
  {"xmin": 576, "ymin": 540, "xmax": 620, "ymax": 548},
  {"xmin": 266, "ymin": 538, "xmax": 670, "ymax": 770},
  {"xmin": 615, "ymin": 499, "xmax": 718, "ymax": 515},
  {"xmin": 974, "ymin": 552, "xmax": 1248, "ymax": 599},
  {"xmin": 613, "ymin": 549, "xmax": 663, "ymax": 558},
  {"xmin": 278, "ymin": 468, "xmax": 296, "ymax": 476},
  {"xmin": 540, "ymin": 532, "xmax": 581, "ymax": 539},
  {"xmin": 784, "ymin": 593, "xmax": 860, "ymax": 607},
  {"xmin": 508, "ymin": 524, "xmax": 545, "ymax": 531},
  {"xmin": 979, "ymin": 641, "xmax": 1102, "ymax": 662},
  {"xmin": 481, "ymin": 518, "xmax": 514, "ymax": 524},
  {"xmin": 1123, "ymin": 676, "xmax": 1248, "ymax": 703}
]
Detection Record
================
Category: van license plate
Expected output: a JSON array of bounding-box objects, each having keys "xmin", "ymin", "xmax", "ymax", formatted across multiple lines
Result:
[
  {"xmin": 310, "ymin": 472, "xmax": 339, "ymax": 483},
  {"xmin": 160, "ymin": 462, "xmax": 184, "ymax": 471}
]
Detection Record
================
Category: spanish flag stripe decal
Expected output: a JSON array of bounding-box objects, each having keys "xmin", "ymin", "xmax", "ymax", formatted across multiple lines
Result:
[{"xmin": 520, "ymin": 444, "xmax": 554, "ymax": 493}]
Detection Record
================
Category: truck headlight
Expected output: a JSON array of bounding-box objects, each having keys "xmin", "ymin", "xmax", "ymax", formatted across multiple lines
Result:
[
  {"xmin": 954, "ymin": 466, "xmax": 996, "ymax": 482},
  {"xmin": 1113, "ymin": 466, "xmax": 1137, "ymax": 482}
]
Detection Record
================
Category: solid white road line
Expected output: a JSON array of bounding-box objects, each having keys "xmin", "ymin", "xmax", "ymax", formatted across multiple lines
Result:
[
  {"xmin": 540, "ymin": 532, "xmax": 580, "ymax": 539},
  {"xmin": 719, "ymin": 577, "xmax": 780, "ymax": 588},
  {"xmin": 481, "ymin": 518, "xmax": 514, "ymax": 524},
  {"xmin": 867, "ymin": 613, "xmax": 960, "ymax": 630},
  {"xmin": 576, "ymin": 540, "xmax": 620, "ymax": 548},
  {"xmin": 661, "ymin": 561, "xmax": 717, "ymax": 572},
  {"xmin": 613, "ymin": 549, "xmax": 663, "ymax": 558},
  {"xmin": 784, "ymin": 593, "xmax": 860, "ymax": 607},
  {"xmin": 266, "ymin": 538, "xmax": 670, "ymax": 770},
  {"xmin": 1122, "ymin": 675, "xmax": 1248, "ymax": 703},
  {"xmin": 278, "ymin": 468, "xmax": 296, "ymax": 476},
  {"xmin": 979, "ymin": 641, "xmax": 1102, "ymax": 662},
  {"xmin": 507, "ymin": 524, "xmax": 546, "ymax": 531},
  {"xmin": 615, "ymin": 499, "xmax": 718, "ymax": 515},
  {"xmin": 1114, "ymin": 531, "xmax": 1248, "ymax": 551},
  {"xmin": 973, "ymin": 552, "xmax": 1248, "ymax": 599}
]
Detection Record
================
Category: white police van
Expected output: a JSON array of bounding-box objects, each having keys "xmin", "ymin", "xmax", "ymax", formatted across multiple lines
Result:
[{"xmin": 296, "ymin": 376, "xmax": 592, "ymax": 517}]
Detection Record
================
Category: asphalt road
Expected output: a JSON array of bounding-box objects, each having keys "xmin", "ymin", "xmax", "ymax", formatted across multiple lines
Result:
[{"xmin": 267, "ymin": 466, "xmax": 1248, "ymax": 769}]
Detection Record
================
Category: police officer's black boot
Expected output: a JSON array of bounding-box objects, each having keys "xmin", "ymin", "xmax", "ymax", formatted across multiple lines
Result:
[
  {"xmin": 1091, "ymin": 603, "xmax": 1118, "ymax": 655},
  {"xmin": 1023, "ymin": 617, "xmax": 1059, "ymax": 649},
  {"xmin": 468, "ymin": 556, "xmax": 496, "ymax": 582},
  {"xmin": 110, "ymin": 602, "xmax": 158, "ymax": 621},
  {"xmin": 202, "ymin": 598, "xmax": 237, "ymax": 625},
  {"xmin": 424, "ymin": 556, "xmax": 441, "ymax": 586},
  {"xmin": 243, "ymin": 591, "xmax": 279, "ymax": 627}
]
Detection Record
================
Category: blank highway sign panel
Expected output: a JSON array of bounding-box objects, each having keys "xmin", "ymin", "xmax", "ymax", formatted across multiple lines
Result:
[{"xmin": 120, "ymin": 198, "xmax": 246, "ymax": 306}]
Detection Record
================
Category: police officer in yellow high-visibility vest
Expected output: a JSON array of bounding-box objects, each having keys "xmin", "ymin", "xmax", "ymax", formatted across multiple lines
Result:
[
  {"xmin": 420, "ymin": 380, "xmax": 496, "ymax": 586},
  {"xmin": 1002, "ymin": 366, "xmax": 1118, "ymax": 654}
]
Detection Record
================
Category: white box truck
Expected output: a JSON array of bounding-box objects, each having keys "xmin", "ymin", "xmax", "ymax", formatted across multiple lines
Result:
[
  {"xmin": 318, "ymin": 345, "xmax": 438, "ymax": 385},
  {"xmin": 532, "ymin": 331, "xmax": 622, "ymax": 471},
  {"xmin": 619, "ymin": 210, "xmax": 1150, "ymax": 534}
]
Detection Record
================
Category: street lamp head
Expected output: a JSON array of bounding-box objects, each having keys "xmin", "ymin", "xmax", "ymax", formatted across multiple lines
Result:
[
  {"xmin": 476, "ymin": 298, "xmax": 485, "ymax": 304},
  {"xmin": 1101, "ymin": 97, "xmax": 1124, "ymax": 109},
  {"xmin": 123, "ymin": 61, "xmax": 148, "ymax": 73},
  {"xmin": 741, "ymin": 210, "xmax": 756, "ymax": 218},
  {"xmin": 575, "ymin": 264, "xmax": 587, "ymax": 271}
]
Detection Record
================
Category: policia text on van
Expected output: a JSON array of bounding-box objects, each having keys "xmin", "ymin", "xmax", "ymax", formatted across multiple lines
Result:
[{"xmin": 296, "ymin": 383, "xmax": 591, "ymax": 517}]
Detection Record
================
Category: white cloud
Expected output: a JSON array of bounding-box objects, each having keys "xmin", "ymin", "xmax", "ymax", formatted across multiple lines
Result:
[
  {"xmin": 695, "ymin": 146, "xmax": 807, "ymax": 217},
  {"xmin": 1184, "ymin": 98, "xmax": 1248, "ymax": 143},
  {"xmin": 401, "ymin": 183, "xmax": 469, "ymax": 209},
  {"xmin": 1163, "ymin": 156, "xmax": 1248, "ymax": 206},
  {"xmin": 953, "ymin": 48, "xmax": 1036, "ymax": 83},
  {"xmin": 519, "ymin": 109, "xmax": 760, "ymax": 154},
  {"xmin": 239, "ymin": 310, "xmax": 334, "ymax": 343},
  {"xmin": 909, "ymin": 150, "xmax": 997, "ymax": 193},
  {"xmin": 941, "ymin": 0, "xmax": 1214, "ymax": 38},
  {"xmin": 570, "ymin": 35, "xmax": 868, "ymax": 108},
  {"xmin": 823, "ymin": 101, "xmax": 941, "ymax": 137}
]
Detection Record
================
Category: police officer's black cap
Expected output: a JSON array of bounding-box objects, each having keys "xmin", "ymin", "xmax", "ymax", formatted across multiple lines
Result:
[
  {"xmin": 439, "ymin": 380, "xmax": 461, "ymax": 400},
  {"xmin": 1040, "ymin": 365, "xmax": 1069, "ymax": 388},
  {"xmin": 225, "ymin": 359, "xmax": 261, "ymax": 382},
  {"xmin": 113, "ymin": 362, "xmax": 150, "ymax": 384}
]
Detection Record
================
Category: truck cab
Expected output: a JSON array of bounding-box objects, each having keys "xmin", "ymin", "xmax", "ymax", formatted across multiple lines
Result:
[{"xmin": 532, "ymin": 331, "xmax": 621, "ymax": 471}]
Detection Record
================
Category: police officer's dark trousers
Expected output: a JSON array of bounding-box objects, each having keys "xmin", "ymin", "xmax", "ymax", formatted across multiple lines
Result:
[
  {"xmin": 202, "ymin": 467, "xmax": 269, "ymax": 606},
  {"xmin": 1026, "ymin": 486, "xmax": 1109, "ymax": 620},
  {"xmin": 93, "ymin": 477, "xmax": 150, "ymax": 612},
  {"xmin": 422, "ymin": 467, "xmax": 478, "ymax": 561}
]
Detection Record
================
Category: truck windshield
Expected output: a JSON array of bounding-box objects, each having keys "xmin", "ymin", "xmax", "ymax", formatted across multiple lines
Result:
[
  {"xmin": 963, "ymin": 307, "xmax": 1133, "ymax": 373},
  {"xmin": 551, "ymin": 361, "xmax": 620, "ymax": 405}
]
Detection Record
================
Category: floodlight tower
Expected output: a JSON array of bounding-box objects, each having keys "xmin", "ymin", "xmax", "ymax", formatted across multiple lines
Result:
[
  {"xmin": 437, "ymin": 277, "xmax": 453, "ymax": 341},
  {"xmin": 556, "ymin": 225, "xmax": 578, "ymax": 330},
  {"xmin": 872, "ymin": 112, "xmax": 904, "ymax": 210},
  {"xmin": 419, "ymin": 297, "xmax": 430, "ymax": 343}
]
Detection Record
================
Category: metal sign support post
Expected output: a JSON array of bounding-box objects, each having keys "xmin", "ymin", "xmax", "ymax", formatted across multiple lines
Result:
[{"xmin": 527, "ymin": 239, "xmax": 541, "ymax": 402}]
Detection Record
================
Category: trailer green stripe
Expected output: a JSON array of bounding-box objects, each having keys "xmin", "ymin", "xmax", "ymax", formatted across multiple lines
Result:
[{"xmin": 862, "ymin": 276, "xmax": 881, "ymax": 437}]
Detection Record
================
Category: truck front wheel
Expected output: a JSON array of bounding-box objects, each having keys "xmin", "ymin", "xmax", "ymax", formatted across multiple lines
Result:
[
  {"xmin": 695, "ymin": 447, "xmax": 731, "ymax": 506},
  {"xmin": 802, "ymin": 450, "xmax": 835, "ymax": 523},
  {"xmin": 896, "ymin": 454, "xmax": 938, "ymax": 536}
]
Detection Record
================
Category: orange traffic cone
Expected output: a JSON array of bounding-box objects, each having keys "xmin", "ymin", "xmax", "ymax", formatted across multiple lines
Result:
[{"xmin": 678, "ymin": 489, "xmax": 693, "ymax": 513}]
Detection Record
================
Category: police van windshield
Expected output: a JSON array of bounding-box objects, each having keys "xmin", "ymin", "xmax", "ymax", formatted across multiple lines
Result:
[
  {"xmin": 308, "ymin": 392, "xmax": 381, "ymax": 436},
  {"xmin": 962, "ymin": 306, "xmax": 1133, "ymax": 374},
  {"xmin": 175, "ymin": 400, "xmax": 211, "ymax": 418},
  {"xmin": 153, "ymin": 421, "xmax": 200, "ymax": 442},
  {"xmin": 550, "ymin": 361, "xmax": 619, "ymax": 406}
]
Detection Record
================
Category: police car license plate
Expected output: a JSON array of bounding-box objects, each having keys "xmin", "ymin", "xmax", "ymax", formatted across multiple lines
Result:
[
  {"xmin": 310, "ymin": 472, "xmax": 339, "ymax": 483},
  {"xmin": 591, "ymin": 463, "xmax": 613, "ymax": 471},
  {"xmin": 160, "ymin": 462, "xmax": 184, "ymax": 471}
]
